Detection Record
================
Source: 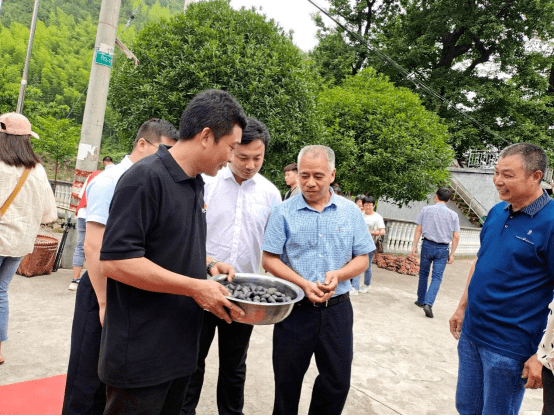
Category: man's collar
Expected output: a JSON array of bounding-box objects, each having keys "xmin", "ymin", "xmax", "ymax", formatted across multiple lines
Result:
[
  {"xmin": 222, "ymin": 165, "xmax": 259, "ymax": 185},
  {"xmin": 296, "ymin": 186, "xmax": 337, "ymax": 211},
  {"xmin": 157, "ymin": 144, "xmax": 196, "ymax": 182},
  {"xmin": 503, "ymin": 190, "xmax": 551, "ymax": 216}
]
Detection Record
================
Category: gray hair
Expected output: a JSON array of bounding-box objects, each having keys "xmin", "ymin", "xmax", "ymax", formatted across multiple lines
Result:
[
  {"xmin": 297, "ymin": 145, "xmax": 335, "ymax": 172},
  {"xmin": 499, "ymin": 143, "xmax": 547, "ymax": 178}
]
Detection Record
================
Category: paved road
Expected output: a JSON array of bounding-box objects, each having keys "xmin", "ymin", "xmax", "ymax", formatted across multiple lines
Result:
[{"xmin": 1, "ymin": 257, "xmax": 543, "ymax": 414}]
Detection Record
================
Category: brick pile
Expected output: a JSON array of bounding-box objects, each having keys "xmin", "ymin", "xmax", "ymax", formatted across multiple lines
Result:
[{"xmin": 373, "ymin": 253, "xmax": 420, "ymax": 276}]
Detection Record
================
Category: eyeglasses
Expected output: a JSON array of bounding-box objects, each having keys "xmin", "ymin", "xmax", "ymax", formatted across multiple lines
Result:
[{"xmin": 142, "ymin": 138, "xmax": 159, "ymax": 148}]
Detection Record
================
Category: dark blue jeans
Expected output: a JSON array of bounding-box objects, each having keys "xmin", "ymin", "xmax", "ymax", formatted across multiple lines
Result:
[
  {"xmin": 456, "ymin": 332, "xmax": 526, "ymax": 415},
  {"xmin": 416, "ymin": 239, "xmax": 449, "ymax": 306}
]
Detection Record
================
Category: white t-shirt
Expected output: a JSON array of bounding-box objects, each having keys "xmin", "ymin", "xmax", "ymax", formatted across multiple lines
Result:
[{"xmin": 363, "ymin": 211, "xmax": 385, "ymax": 242}]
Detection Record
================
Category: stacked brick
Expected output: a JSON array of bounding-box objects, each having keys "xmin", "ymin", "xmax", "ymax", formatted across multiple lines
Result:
[{"xmin": 373, "ymin": 253, "xmax": 420, "ymax": 276}]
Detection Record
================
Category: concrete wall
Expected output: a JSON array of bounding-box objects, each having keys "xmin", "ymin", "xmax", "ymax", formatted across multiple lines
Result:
[
  {"xmin": 449, "ymin": 167, "xmax": 501, "ymax": 213},
  {"xmin": 376, "ymin": 194, "xmax": 476, "ymax": 228}
]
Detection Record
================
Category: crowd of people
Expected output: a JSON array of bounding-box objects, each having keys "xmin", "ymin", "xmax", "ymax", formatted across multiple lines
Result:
[{"xmin": 1, "ymin": 89, "xmax": 554, "ymax": 415}]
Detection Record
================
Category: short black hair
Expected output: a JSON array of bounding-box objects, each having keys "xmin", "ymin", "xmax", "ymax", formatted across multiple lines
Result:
[
  {"xmin": 363, "ymin": 196, "xmax": 376, "ymax": 205},
  {"xmin": 436, "ymin": 187, "xmax": 451, "ymax": 202},
  {"xmin": 241, "ymin": 117, "xmax": 270, "ymax": 150},
  {"xmin": 134, "ymin": 118, "xmax": 178, "ymax": 148},
  {"xmin": 499, "ymin": 142, "xmax": 547, "ymax": 177},
  {"xmin": 284, "ymin": 163, "xmax": 297, "ymax": 173},
  {"xmin": 178, "ymin": 89, "xmax": 247, "ymax": 142},
  {"xmin": 102, "ymin": 156, "xmax": 113, "ymax": 163}
]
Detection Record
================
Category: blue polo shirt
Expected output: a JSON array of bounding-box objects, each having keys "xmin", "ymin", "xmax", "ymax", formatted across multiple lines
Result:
[
  {"xmin": 261, "ymin": 190, "xmax": 374, "ymax": 296},
  {"xmin": 464, "ymin": 191, "xmax": 554, "ymax": 361}
]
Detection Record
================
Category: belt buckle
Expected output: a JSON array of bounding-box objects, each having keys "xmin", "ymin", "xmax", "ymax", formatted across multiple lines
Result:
[{"xmin": 312, "ymin": 300, "xmax": 329, "ymax": 308}]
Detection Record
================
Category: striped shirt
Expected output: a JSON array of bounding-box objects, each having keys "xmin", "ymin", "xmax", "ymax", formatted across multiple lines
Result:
[
  {"xmin": 415, "ymin": 203, "xmax": 460, "ymax": 244},
  {"xmin": 261, "ymin": 189, "xmax": 374, "ymax": 296}
]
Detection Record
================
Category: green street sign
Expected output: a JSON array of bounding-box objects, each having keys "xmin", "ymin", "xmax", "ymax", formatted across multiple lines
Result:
[{"xmin": 94, "ymin": 50, "xmax": 113, "ymax": 68}]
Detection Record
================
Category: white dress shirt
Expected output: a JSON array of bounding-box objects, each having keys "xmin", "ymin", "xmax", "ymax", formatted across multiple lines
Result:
[{"xmin": 203, "ymin": 166, "xmax": 281, "ymax": 274}]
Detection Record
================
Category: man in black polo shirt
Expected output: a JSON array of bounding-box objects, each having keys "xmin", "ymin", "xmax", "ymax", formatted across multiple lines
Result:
[{"xmin": 98, "ymin": 89, "xmax": 247, "ymax": 414}]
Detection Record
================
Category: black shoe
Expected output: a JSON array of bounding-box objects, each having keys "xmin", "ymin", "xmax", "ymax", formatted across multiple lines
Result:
[
  {"xmin": 414, "ymin": 301, "xmax": 424, "ymax": 308},
  {"xmin": 423, "ymin": 304, "xmax": 434, "ymax": 318}
]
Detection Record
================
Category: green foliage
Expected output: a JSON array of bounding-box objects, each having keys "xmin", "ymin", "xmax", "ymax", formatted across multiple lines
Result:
[
  {"xmin": 31, "ymin": 115, "xmax": 81, "ymax": 182},
  {"xmin": 313, "ymin": 0, "xmax": 554, "ymax": 161},
  {"xmin": 109, "ymin": 0, "xmax": 323, "ymax": 189},
  {"xmin": 318, "ymin": 68, "xmax": 453, "ymax": 205}
]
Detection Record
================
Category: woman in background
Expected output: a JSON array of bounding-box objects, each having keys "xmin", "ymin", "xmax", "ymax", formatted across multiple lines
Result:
[{"xmin": 0, "ymin": 113, "xmax": 57, "ymax": 365}]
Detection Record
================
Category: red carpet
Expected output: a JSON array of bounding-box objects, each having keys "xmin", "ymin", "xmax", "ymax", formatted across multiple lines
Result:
[{"xmin": 0, "ymin": 374, "xmax": 66, "ymax": 415}]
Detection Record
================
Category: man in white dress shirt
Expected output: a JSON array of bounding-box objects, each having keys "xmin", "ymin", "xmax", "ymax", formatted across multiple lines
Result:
[{"xmin": 182, "ymin": 117, "xmax": 281, "ymax": 415}]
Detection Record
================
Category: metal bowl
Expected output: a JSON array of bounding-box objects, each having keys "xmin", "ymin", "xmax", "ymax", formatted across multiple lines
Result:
[{"xmin": 211, "ymin": 273, "xmax": 304, "ymax": 325}]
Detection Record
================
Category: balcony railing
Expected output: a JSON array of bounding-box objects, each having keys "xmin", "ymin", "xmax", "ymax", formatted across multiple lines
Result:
[{"xmin": 382, "ymin": 218, "xmax": 480, "ymax": 256}]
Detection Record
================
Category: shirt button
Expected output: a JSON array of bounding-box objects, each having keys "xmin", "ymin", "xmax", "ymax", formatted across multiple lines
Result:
[
  {"xmin": 319, "ymin": 234, "xmax": 322, "ymax": 237},
  {"xmin": 505, "ymin": 225, "xmax": 508, "ymax": 228},
  {"xmin": 319, "ymin": 254, "xmax": 323, "ymax": 257},
  {"xmin": 509, "ymin": 216, "xmax": 513, "ymax": 219}
]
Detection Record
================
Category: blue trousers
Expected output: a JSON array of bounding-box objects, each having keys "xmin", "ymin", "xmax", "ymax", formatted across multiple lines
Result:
[
  {"xmin": 456, "ymin": 332, "xmax": 526, "ymax": 415},
  {"xmin": 272, "ymin": 298, "xmax": 353, "ymax": 415},
  {"xmin": 62, "ymin": 271, "xmax": 106, "ymax": 414},
  {"xmin": 416, "ymin": 239, "xmax": 449, "ymax": 306},
  {"xmin": 351, "ymin": 251, "xmax": 375, "ymax": 290},
  {"xmin": 0, "ymin": 256, "xmax": 23, "ymax": 342}
]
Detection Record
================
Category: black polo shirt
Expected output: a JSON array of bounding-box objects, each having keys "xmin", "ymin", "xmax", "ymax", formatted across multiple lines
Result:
[{"xmin": 98, "ymin": 145, "xmax": 207, "ymax": 389}]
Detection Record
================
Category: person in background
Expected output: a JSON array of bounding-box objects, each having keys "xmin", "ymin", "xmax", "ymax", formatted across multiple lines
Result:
[
  {"xmin": 69, "ymin": 169, "xmax": 102, "ymax": 291},
  {"xmin": 449, "ymin": 143, "xmax": 554, "ymax": 415},
  {"xmin": 0, "ymin": 112, "xmax": 57, "ymax": 365},
  {"xmin": 351, "ymin": 196, "xmax": 384, "ymax": 294},
  {"xmin": 62, "ymin": 119, "xmax": 178, "ymax": 414},
  {"xmin": 262, "ymin": 145, "xmax": 373, "ymax": 415},
  {"xmin": 182, "ymin": 117, "xmax": 281, "ymax": 415},
  {"xmin": 283, "ymin": 162, "xmax": 300, "ymax": 200},
  {"xmin": 537, "ymin": 297, "xmax": 554, "ymax": 414},
  {"xmin": 102, "ymin": 156, "xmax": 114, "ymax": 169},
  {"xmin": 354, "ymin": 194, "xmax": 364, "ymax": 211},
  {"xmin": 412, "ymin": 187, "xmax": 460, "ymax": 318}
]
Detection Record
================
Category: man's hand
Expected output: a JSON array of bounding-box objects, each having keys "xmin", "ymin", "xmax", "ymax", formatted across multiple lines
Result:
[
  {"xmin": 209, "ymin": 261, "xmax": 235, "ymax": 282},
  {"xmin": 411, "ymin": 247, "xmax": 418, "ymax": 255},
  {"xmin": 192, "ymin": 280, "xmax": 244, "ymax": 323},
  {"xmin": 303, "ymin": 280, "xmax": 334, "ymax": 304},
  {"xmin": 449, "ymin": 306, "xmax": 465, "ymax": 340},
  {"xmin": 522, "ymin": 354, "xmax": 544, "ymax": 389},
  {"xmin": 318, "ymin": 271, "xmax": 340, "ymax": 293},
  {"xmin": 447, "ymin": 254, "xmax": 455, "ymax": 264}
]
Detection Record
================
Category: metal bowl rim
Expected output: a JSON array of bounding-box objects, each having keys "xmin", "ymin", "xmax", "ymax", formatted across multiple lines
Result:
[{"xmin": 211, "ymin": 273, "xmax": 304, "ymax": 305}]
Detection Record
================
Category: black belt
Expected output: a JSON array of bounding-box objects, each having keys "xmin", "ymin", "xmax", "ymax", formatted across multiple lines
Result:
[
  {"xmin": 423, "ymin": 237, "xmax": 449, "ymax": 246},
  {"xmin": 298, "ymin": 292, "xmax": 350, "ymax": 308}
]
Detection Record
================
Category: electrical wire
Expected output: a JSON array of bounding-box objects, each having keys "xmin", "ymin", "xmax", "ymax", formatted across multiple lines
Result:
[{"xmin": 307, "ymin": 0, "xmax": 512, "ymax": 146}]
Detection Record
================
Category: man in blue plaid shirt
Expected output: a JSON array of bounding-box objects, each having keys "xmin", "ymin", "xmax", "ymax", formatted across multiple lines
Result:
[{"xmin": 262, "ymin": 145, "xmax": 374, "ymax": 415}]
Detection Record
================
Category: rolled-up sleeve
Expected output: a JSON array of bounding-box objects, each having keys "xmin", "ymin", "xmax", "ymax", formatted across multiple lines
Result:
[
  {"xmin": 352, "ymin": 207, "xmax": 374, "ymax": 256},
  {"xmin": 261, "ymin": 205, "xmax": 287, "ymax": 255}
]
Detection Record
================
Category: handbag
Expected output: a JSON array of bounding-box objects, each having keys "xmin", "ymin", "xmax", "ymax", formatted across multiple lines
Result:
[
  {"xmin": 375, "ymin": 235, "xmax": 384, "ymax": 253},
  {"xmin": 0, "ymin": 167, "xmax": 31, "ymax": 218}
]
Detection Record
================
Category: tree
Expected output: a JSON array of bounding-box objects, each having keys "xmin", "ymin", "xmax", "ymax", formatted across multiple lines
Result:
[
  {"xmin": 31, "ymin": 115, "xmax": 81, "ymax": 188},
  {"xmin": 318, "ymin": 68, "xmax": 453, "ymax": 205},
  {"xmin": 109, "ymin": 0, "xmax": 323, "ymax": 189},
  {"xmin": 312, "ymin": 0, "xmax": 554, "ymax": 161}
]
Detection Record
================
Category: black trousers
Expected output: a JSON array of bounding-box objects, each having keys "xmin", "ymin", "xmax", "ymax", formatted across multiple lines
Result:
[
  {"xmin": 181, "ymin": 312, "xmax": 254, "ymax": 415},
  {"xmin": 543, "ymin": 365, "xmax": 554, "ymax": 415},
  {"xmin": 62, "ymin": 271, "xmax": 106, "ymax": 415},
  {"xmin": 104, "ymin": 376, "xmax": 191, "ymax": 415},
  {"xmin": 272, "ymin": 298, "xmax": 354, "ymax": 415}
]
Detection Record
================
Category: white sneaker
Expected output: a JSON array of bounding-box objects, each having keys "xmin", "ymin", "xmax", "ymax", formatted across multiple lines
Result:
[
  {"xmin": 359, "ymin": 286, "xmax": 369, "ymax": 293},
  {"xmin": 68, "ymin": 280, "xmax": 79, "ymax": 291},
  {"xmin": 349, "ymin": 288, "xmax": 358, "ymax": 296}
]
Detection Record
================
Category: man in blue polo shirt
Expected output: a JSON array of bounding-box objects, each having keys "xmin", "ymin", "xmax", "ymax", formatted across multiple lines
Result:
[
  {"xmin": 449, "ymin": 143, "xmax": 554, "ymax": 415},
  {"xmin": 262, "ymin": 145, "xmax": 374, "ymax": 415}
]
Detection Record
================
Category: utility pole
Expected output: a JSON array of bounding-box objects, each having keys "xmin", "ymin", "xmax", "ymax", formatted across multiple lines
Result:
[
  {"xmin": 60, "ymin": 0, "xmax": 121, "ymax": 269},
  {"xmin": 16, "ymin": 0, "xmax": 40, "ymax": 113}
]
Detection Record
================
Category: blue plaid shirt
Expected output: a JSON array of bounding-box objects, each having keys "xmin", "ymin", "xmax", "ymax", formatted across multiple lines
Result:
[{"xmin": 261, "ymin": 190, "xmax": 374, "ymax": 296}]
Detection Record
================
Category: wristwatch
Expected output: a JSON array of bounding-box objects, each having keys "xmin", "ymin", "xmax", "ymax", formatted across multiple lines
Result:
[{"xmin": 206, "ymin": 259, "xmax": 220, "ymax": 274}]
